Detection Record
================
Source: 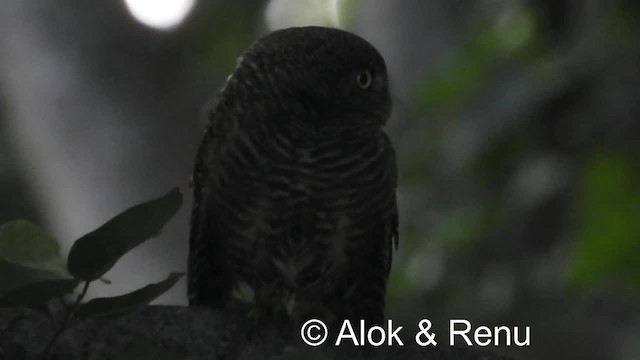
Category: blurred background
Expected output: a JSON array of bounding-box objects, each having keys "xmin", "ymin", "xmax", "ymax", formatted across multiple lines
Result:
[{"xmin": 0, "ymin": 0, "xmax": 638, "ymax": 358}]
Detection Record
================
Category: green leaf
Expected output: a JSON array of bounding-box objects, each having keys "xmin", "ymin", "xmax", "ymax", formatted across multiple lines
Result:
[
  {"xmin": 0, "ymin": 278, "xmax": 78, "ymax": 306},
  {"xmin": 0, "ymin": 220, "xmax": 68, "ymax": 292},
  {"xmin": 67, "ymin": 188, "xmax": 183, "ymax": 281},
  {"xmin": 569, "ymin": 153, "xmax": 640, "ymax": 290},
  {"xmin": 0, "ymin": 220, "xmax": 67, "ymax": 273},
  {"xmin": 76, "ymin": 272, "xmax": 184, "ymax": 318}
]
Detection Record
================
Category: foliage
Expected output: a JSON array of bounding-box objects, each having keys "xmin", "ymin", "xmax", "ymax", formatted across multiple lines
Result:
[
  {"xmin": 0, "ymin": 220, "xmax": 68, "ymax": 293},
  {"xmin": 67, "ymin": 188, "xmax": 183, "ymax": 281},
  {"xmin": 0, "ymin": 188, "xmax": 184, "ymax": 357},
  {"xmin": 569, "ymin": 153, "xmax": 640, "ymax": 290},
  {"xmin": 76, "ymin": 272, "xmax": 184, "ymax": 318},
  {"xmin": 392, "ymin": 4, "xmax": 640, "ymax": 347}
]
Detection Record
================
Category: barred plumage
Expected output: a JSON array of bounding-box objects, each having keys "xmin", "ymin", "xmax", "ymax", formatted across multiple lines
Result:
[{"xmin": 188, "ymin": 26, "xmax": 398, "ymax": 325}]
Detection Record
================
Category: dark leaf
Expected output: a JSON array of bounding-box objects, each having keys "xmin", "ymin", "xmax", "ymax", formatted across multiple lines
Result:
[
  {"xmin": 76, "ymin": 272, "xmax": 183, "ymax": 318},
  {"xmin": 0, "ymin": 278, "xmax": 78, "ymax": 306},
  {"xmin": 0, "ymin": 259, "xmax": 68, "ymax": 294},
  {"xmin": 67, "ymin": 188, "xmax": 183, "ymax": 281}
]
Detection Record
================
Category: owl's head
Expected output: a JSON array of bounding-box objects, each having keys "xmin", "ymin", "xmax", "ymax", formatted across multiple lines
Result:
[{"xmin": 228, "ymin": 26, "xmax": 392, "ymax": 128}]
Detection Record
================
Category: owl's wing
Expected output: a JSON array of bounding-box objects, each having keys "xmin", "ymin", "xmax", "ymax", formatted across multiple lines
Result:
[{"xmin": 187, "ymin": 108, "xmax": 234, "ymax": 307}]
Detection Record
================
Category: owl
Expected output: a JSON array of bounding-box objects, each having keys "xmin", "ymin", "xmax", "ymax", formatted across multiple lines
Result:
[{"xmin": 188, "ymin": 26, "xmax": 398, "ymax": 325}]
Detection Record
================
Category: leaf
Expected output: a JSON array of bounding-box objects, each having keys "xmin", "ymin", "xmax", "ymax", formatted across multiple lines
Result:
[
  {"xmin": 76, "ymin": 272, "xmax": 183, "ymax": 318},
  {"xmin": 67, "ymin": 188, "xmax": 183, "ymax": 281},
  {"xmin": 0, "ymin": 220, "xmax": 68, "ymax": 292},
  {"xmin": 0, "ymin": 220, "xmax": 67, "ymax": 274},
  {"xmin": 0, "ymin": 278, "xmax": 78, "ymax": 306},
  {"xmin": 569, "ymin": 153, "xmax": 640, "ymax": 290},
  {"xmin": 0, "ymin": 259, "xmax": 68, "ymax": 294}
]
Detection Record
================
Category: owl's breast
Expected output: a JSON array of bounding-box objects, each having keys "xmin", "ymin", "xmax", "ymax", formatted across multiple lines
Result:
[{"xmin": 208, "ymin": 121, "xmax": 393, "ymax": 299}]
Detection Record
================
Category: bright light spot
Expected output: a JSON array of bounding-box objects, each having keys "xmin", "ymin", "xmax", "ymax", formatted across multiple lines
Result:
[
  {"xmin": 265, "ymin": 0, "xmax": 342, "ymax": 31},
  {"xmin": 123, "ymin": 0, "xmax": 196, "ymax": 30}
]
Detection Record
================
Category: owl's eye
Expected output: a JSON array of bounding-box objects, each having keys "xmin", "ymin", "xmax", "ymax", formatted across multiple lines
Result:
[{"xmin": 356, "ymin": 70, "xmax": 373, "ymax": 90}]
